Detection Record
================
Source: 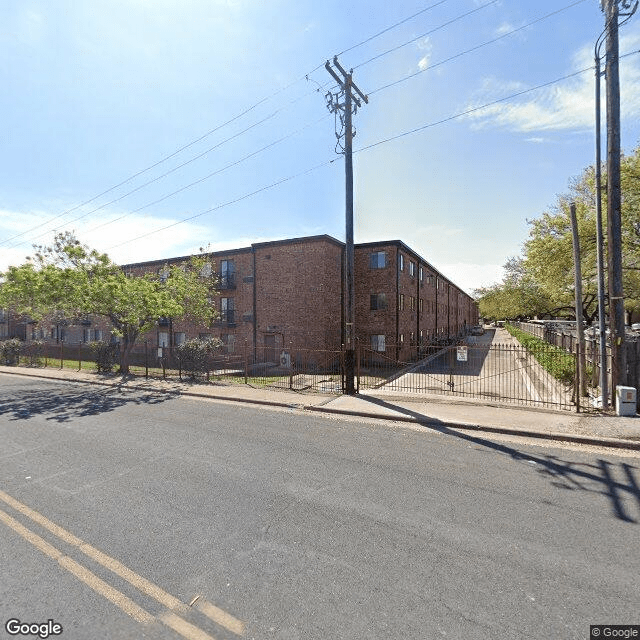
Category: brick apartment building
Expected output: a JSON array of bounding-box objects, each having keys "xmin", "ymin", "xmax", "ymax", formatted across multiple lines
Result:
[{"xmin": 2, "ymin": 234, "xmax": 478, "ymax": 361}]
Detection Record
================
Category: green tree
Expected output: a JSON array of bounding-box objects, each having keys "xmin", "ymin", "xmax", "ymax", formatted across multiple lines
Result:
[
  {"xmin": 523, "ymin": 194, "xmax": 600, "ymax": 322},
  {"xmin": 0, "ymin": 232, "xmax": 218, "ymax": 374},
  {"xmin": 475, "ymin": 257, "xmax": 552, "ymax": 321}
]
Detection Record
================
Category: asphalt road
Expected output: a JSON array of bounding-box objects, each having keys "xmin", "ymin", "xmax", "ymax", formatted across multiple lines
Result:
[{"xmin": 0, "ymin": 374, "xmax": 639, "ymax": 640}]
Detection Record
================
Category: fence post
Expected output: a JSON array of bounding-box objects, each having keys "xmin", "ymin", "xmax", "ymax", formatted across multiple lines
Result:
[
  {"xmin": 78, "ymin": 342, "xmax": 82, "ymax": 371},
  {"xmin": 575, "ymin": 341, "xmax": 581, "ymax": 413},
  {"xmin": 356, "ymin": 340, "xmax": 360, "ymax": 393},
  {"xmin": 60, "ymin": 341, "xmax": 64, "ymax": 370},
  {"xmin": 289, "ymin": 340, "xmax": 294, "ymax": 390},
  {"xmin": 144, "ymin": 341, "xmax": 148, "ymax": 379},
  {"xmin": 244, "ymin": 340, "xmax": 248, "ymax": 385},
  {"xmin": 161, "ymin": 346, "xmax": 166, "ymax": 380}
]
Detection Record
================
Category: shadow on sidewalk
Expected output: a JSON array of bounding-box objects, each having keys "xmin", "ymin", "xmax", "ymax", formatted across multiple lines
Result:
[
  {"xmin": 357, "ymin": 395, "xmax": 640, "ymax": 524},
  {"xmin": 0, "ymin": 379, "xmax": 178, "ymax": 424}
]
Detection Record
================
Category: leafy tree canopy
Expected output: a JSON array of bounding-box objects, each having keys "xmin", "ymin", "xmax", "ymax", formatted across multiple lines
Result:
[
  {"xmin": 476, "ymin": 143, "xmax": 640, "ymax": 323},
  {"xmin": 0, "ymin": 232, "xmax": 218, "ymax": 373}
]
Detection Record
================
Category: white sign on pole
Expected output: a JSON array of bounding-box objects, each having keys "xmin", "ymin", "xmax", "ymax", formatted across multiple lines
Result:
[{"xmin": 457, "ymin": 346, "xmax": 468, "ymax": 362}]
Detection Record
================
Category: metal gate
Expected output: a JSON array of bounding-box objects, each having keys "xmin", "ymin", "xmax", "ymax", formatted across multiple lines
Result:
[{"xmin": 357, "ymin": 343, "xmax": 576, "ymax": 410}]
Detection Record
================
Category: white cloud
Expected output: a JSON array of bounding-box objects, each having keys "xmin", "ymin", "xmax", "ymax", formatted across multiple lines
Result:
[
  {"xmin": 0, "ymin": 206, "xmax": 292, "ymax": 272},
  {"xmin": 416, "ymin": 37, "xmax": 432, "ymax": 71},
  {"xmin": 495, "ymin": 22, "xmax": 516, "ymax": 36},
  {"xmin": 465, "ymin": 31, "xmax": 640, "ymax": 133}
]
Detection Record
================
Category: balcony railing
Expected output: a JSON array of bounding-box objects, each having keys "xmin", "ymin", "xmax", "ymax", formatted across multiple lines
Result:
[
  {"xmin": 217, "ymin": 273, "xmax": 236, "ymax": 290},
  {"xmin": 215, "ymin": 310, "xmax": 236, "ymax": 327}
]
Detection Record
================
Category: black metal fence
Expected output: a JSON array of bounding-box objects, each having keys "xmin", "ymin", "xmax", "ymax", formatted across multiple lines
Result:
[
  {"xmin": 1, "ymin": 336, "xmax": 578, "ymax": 410},
  {"xmin": 357, "ymin": 341, "xmax": 576, "ymax": 410}
]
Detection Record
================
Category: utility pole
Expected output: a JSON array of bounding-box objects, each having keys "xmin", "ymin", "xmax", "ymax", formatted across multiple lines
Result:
[
  {"xmin": 602, "ymin": 0, "xmax": 638, "ymax": 395},
  {"xmin": 325, "ymin": 56, "xmax": 368, "ymax": 395}
]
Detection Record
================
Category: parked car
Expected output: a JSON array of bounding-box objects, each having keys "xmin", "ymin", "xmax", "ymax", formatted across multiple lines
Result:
[{"xmin": 470, "ymin": 325, "xmax": 485, "ymax": 336}]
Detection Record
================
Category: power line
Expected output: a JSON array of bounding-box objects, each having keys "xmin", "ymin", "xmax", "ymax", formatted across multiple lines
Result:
[
  {"xmin": 106, "ymin": 158, "xmax": 336, "ymax": 251},
  {"xmin": 1, "ymin": 0, "xmax": 599, "ymax": 254},
  {"xmin": 353, "ymin": 0, "xmax": 499, "ymax": 70},
  {"xmin": 103, "ymin": 61, "xmax": 624, "ymax": 252},
  {"xmin": 368, "ymin": 0, "xmax": 588, "ymax": 96},
  {"xmin": 357, "ymin": 67, "xmax": 598, "ymax": 154},
  {"xmin": 1, "ymin": 0, "xmax": 458, "ymax": 249},
  {"xmin": 83, "ymin": 115, "xmax": 329, "ymax": 235},
  {"xmin": 304, "ymin": 0, "xmax": 453, "ymax": 76}
]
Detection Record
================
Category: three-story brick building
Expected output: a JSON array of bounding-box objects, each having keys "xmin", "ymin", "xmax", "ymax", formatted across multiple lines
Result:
[{"xmin": 4, "ymin": 234, "xmax": 478, "ymax": 361}]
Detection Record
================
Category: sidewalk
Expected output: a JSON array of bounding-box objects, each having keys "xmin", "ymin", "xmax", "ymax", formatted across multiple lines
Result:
[{"xmin": 1, "ymin": 364, "xmax": 640, "ymax": 451}]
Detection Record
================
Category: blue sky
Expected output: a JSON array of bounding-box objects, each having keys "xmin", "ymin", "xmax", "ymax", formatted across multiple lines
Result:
[{"xmin": 1, "ymin": 0, "xmax": 640, "ymax": 294}]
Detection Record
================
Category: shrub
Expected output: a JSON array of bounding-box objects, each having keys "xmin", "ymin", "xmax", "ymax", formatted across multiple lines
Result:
[
  {"xmin": 0, "ymin": 338, "xmax": 22, "ymax": 365},
  {"xmin": 176, "ymin": 338, "xmax": 221, "ymax": 379},
  {"xmin": 505, "ymin": 324, "xmax": 576, "ymax": 385},
  {"xmin": 91, "ymin": 341, "xmax": 119, "ymax": 373}
]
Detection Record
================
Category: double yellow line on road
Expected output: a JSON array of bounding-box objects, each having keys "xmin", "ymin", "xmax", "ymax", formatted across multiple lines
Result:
[{"xmin": 0, "ymin": 489, "xmax": 245, "ymax": 640}]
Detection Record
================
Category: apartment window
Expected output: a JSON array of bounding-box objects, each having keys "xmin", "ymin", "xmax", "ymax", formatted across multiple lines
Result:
[
  {"xmin": 399, "ymin": 254, "xmax": 405, "ymax": 271},
  {"xmin": 399, "ymin": 333, "xmax": 404, "ymax": 344},
  {"xmin": 93, "ymin": 329, "xmax": 103, "ymax": 342},
  {"xmin": 370, "ymin": 251, "xmax": 386, "ymax": 269},
  {"xmin": 199, "ymin": 333, "xmax": 212, "ymax": 340},
  {"xmin": 409, "ymin": 261, "xmax": 416, "ymax": 277},
  {"xmin": 200, "ymin": 263, "xmax": 212, "ymax": 277},
  {"xmin": 371, "ymin": 334, "xmax": 386, "ymax": 352},
  {"xmin": 158, "ymin": 332, "xmax": 169, "ymax": 348},
  {"xmin": 174, "ymin": 332, "xmax": 186, "ymax": 346},
  {"xmin": 419, "ymin": 298, "xmax": 424, "ymax": 313},
  {"xmin": 220, "ymin": 260, "xmax": 235, "ymax": 288},
  {"xmin": 399, "ymin": 294, "xmax": 405, "ymax": 311},
  {"xmin": 157, "ymin": 267, "xmax": 170, "ymax": 283},
  {"xmin": 410, "ymin": 332, "xmax": 415, "ymax": 344},
  {"xmin": 410, "ymin": 296, "xmax": 416, "ymax": 311},
  {"xmin": 419, "ymin": 267, "xmax": 424, "ymax": 282},
  {"xmin": 221, "ymin": 297, "xmax": 235, "ymax": 323},
  {"xmin": 83, "ymin": 328, "xmax": 91, "ymax": 343},
  {"xmin": 370, "ymin": 293, "xmax": 387, "ymax": 310}
]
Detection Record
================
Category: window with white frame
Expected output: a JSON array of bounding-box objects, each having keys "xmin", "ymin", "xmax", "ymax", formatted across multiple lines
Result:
[
  {"xmin": 371, "ymin": 334, "xmax": 386, "ymax": 352},
  {"xmin": 399, "ymin": 254, "xmax": 404, "ymax": 271},
  {"xmin": 409, "ymin": 261, "xmax": 416, "ymax": 277},
  {"xmin": 174, "ymin": 332, "xmax": 186, "ymax": 346}
]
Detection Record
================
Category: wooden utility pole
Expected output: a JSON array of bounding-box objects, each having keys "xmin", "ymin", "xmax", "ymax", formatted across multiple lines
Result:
[
  {"xmin": 603, "ymin": 0, "xmax": 629, "ymax": 391},
  {"xmin": 325, "ymin": 56, "xmax": 368, "ymax": 395}
]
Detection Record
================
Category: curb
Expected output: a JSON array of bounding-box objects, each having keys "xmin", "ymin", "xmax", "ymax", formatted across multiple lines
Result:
[
  {"xmin": 305, "ymin": 406, "xmax": 640, "ymax": 451},
  {"xmin": 2, "ymin": 367, "xmax": 639, "ymax": 452}
]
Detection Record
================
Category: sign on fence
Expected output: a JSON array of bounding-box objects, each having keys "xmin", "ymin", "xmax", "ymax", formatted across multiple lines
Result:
[{"xmin": 457, "ymin": 346, "xmax": 468, "ymax": 362}]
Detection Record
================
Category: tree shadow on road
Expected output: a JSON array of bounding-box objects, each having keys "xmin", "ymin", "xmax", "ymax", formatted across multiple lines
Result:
[
  {"xmin": 0, "ymin": 381, "xmax": 178, "ymax": 424},
  {"xmin": 357, "ymin": 395, "xmax": 640, "ymax": 524}
]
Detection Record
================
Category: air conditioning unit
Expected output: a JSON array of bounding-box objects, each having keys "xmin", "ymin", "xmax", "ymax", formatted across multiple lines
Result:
[{"xmin": 280, "ymin": 351, "xmax": 291, "ymax": 368}]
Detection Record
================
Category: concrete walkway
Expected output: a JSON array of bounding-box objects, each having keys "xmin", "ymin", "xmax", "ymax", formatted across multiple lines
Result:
[{"xmin": 1, "ymin": 364, "xmax": 640, "ymax": 451}]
